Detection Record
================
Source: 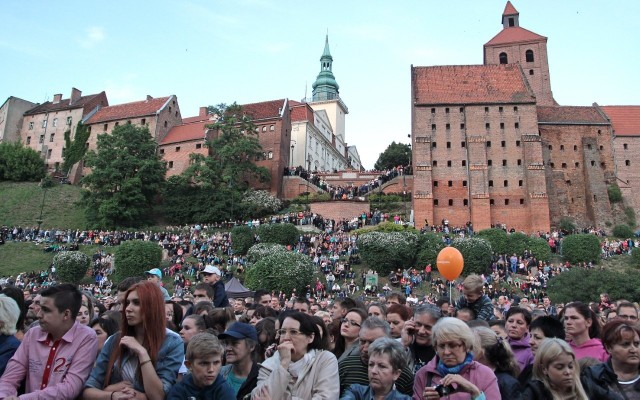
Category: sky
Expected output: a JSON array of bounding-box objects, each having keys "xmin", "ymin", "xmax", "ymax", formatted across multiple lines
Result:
[{"xmin": 2, "ymin": 1, "xmax": 639, "ymax": 169}]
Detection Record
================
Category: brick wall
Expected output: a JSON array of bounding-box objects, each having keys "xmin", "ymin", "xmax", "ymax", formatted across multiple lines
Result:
[
  {"xmin": 282, "ymin": 176, "xmax": 325, "ymax": 199},
  {"xmin": 310, "ymin": 201, "xmax": 369, "ymax": 222},
  {"xmin": 162, "ymin": 140, "xmax": 207, "ymax": 177},
  {"xmin": 614, "ymin": 136, "xmax": 640, "ymax": 218}
]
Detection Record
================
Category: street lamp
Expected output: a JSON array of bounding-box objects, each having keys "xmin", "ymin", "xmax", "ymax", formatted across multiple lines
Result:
[{"xmin": 290, "ymin": 140, "xmax": 296, "ymax": 169}]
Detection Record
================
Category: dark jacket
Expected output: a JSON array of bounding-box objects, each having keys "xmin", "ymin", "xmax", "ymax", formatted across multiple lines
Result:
[
  {"xmin": 581, "ymin": 359, "xmax": 639, "ymax": 400},
  {"xmin": 220, "ymin": 362, "xmax": 259, "ymax": 400},
  {"xmin": 455, "ymin": 294, "xmax": 495, "ymax": 321},
  {"xmin": 495, "ymin": 371, "xmax": 521, "ymax": 400},
  {"xmin": 519, "ymin": 379, "xmax": 553, "ymax": 400},
  {"xmin": 0, "ymin": 334, "xmax": 20, "ymax": 378},
  {"xmin": 166, "ymin": 373, "xmax": 235, "ymax": 400},
  {"xmin": 212, "ymin": 280, "xmax": 230, "ymax": 307}
]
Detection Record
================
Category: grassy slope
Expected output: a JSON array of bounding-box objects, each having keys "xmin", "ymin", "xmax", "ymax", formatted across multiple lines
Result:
[
  {"xmin": 0, "ymin": 182, "xmax": 85, "ymax": 229},
  {"xmin": 0, "ymin": 242, "xmax": 101, "ymax": 279}
]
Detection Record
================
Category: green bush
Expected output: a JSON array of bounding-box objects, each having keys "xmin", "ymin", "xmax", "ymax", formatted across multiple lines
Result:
[
  {"xmin": 231, "ymin": 226, "xmax": 255, "ymax": 256},
  {"xmin": 612, "ymin": 224, "xmax": 635, "ymax": 239},
  {"xmin": 256, "ymin": 223, "xmax": 299, "ymax": 247},
  {"xmin": 451, "ymin": 237, "xmax": 493, "ymax": 277},
  {"xmin": 507, "ymin": 232, "xmax": 529, "ymax": 257},
  {"xmin": 547, "ymin": 268, "xmax": 640, "ymax": 304},
  {"xmin": 561, "ymin": 234, "xmax": 601, "ymax": 264},
  {"xmin": 475, "ymin": 228, "xmax": 509, "ymax": 255},
  {"xmin": 527, "ymin": 236, "xmax": 552, "ymax": 263},
  {"xmin": 0, "ymin": 142, "xmax": 46, "ymax": 182},
  {"xmin": 624, "ymin": 207, "xmax": 637, "ymax": 228},
  {"xmin": 357, "ymin": 231, "xmax": 419, "ymax": 275},
  {"xmin": 245, "ymin": 250, "xmax": 315, "ymax": 294},
  {"xmin": 114, "ymin": 240, "xmax": 162, "ymax": 282},
  {"xmin": 54, "ymin": 251, "xmax": 90, "ymax": 284},
  {"xmin": 415, "ymin": 233, "xmax": 446, "ymax": 268},
  {"xmin": 631, "ymin": 248, "xmax": 640, "ymax": 268},
  {"xmin": 608, "ymin": 184, "xmax": 623, "ymax": 203},
  {"xmin": 558, "ymin": 217, "xmax": 577, "ymax": 233},
  {"xmin": 246, "ymin": 243, "xmax": 288, "ymax": 264}
]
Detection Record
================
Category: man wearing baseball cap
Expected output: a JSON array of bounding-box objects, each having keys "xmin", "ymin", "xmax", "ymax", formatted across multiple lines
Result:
[
  {"xmin": 218, "ymin": 322, "xmax": 259, "ymax": 399},
  {"xmin": 202, "ymin": 265, "xmax": 229, "ymax": 308},
  {"xmin": 145, "ymin": 268, "xmax": 171, "ymax": 300}
]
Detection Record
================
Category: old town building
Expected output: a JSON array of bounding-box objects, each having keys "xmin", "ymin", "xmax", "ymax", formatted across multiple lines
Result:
[
  {"xmin": 0, "ymin": 96, "xmax": 37, "ymax": 143},
  {"xmin": 411, "ymin": 2, "xmax": 637, "ymax": 232}
]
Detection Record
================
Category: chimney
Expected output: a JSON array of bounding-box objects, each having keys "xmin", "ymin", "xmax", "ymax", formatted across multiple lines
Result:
[
  {"xmin": 53, "ymin": 94, "xmax": 62, "ymax": 104},
  {"xmin": 146, "ymin": 95, "xmax": 153, "ymax": 101},
  {"xmin": 199, "ymin": 107, "xmax": 208, "ymax": 117},
  {"xmin": 70, "ymin": 88, "xmax": 81, "ymax": 105}
]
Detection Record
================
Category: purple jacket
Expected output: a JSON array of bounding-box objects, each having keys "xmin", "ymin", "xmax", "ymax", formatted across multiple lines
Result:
[
  {"xmin": 509, "ymin": 333, "xmax": 534, "ymax": 372},
  {"xmin": 570, "ymin": 338, "xmax": 608, "ymax": 362},
  {"xmin": 412, "ymin": 357, "xmax": 500, "ymax": 400}
]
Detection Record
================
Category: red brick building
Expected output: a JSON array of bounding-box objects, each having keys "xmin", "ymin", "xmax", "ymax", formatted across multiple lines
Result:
[{"xmin": 411, "ymin": 2, "xmax": 638, "ymax": 232}]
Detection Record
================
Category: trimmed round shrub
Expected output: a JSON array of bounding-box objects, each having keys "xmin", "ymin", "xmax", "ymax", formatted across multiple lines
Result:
[
  {"xmin": 246, "ymin": 243, "xmax": 288, "ymax": 264},
  {"xmin": 240, "ymin": 190, "xmax": 283, "ymax": 218},
  {"xmin": 475, "ymin": 228, "xmax": 509, "ymax": 255},
  {"xmin": 548, "ymin": 268, "xmax": 640, "ymax": 304},
  {"xmin": 54, "ymin": 251, "xmax": 90, "ymax": 284},
  {"xmin": 256, "ymin": 223, "xmax": 299, "ymax": 247},
  {"xmin": 608, "ymin": 184, "xmax": 623, "ymax": 203},
  {"xmin": 245, "ymin": 251, "xmax": 315, "ymax": 294},
  {"xmin": 231, "ymin": 225, "xmax": 255, "ymax": 256},
  {"xmin": 451, "ymin": 237, "xmax": 493, "ymax": 277},
  {"xmin": 114, "ymin": 240, "xmax": 162, "ymax": 282},
  {"xmin": 507, "ymin": 232, "xmax": 529, "ymax": 257},
  {"xmin": 416, "ymin": 233, "xmax": 446, "ymax": 268},
  {"xmin": 527, "ymin": 236, "xmax": 552, "ymax": 263},
  {"xmin": 612, "ymin": 224, "xmax": 635, "ymax": 239},
  {"xmin": 357, "ymin": 231, "xmax": 419, "ymax": 275},
  {"xmin": 561, "ymin": 234, "xmax": 601, "ymax": 264}
]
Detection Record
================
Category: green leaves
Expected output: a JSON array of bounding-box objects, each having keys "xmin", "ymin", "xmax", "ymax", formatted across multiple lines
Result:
[
  {"xmin": 0, "ymin": 142, "xmax": 46, "ymax": 182},
  {"xmin": 561, "ymin": 234, "xmax": 601, "ymax": 264},
  {"xmin": 612, "ymin": 224, "xmax": 634, "ymax": 239},
  {"xmin": 245, "ymin": 249, "xmax": 315, "ymax": 294},
  {"xmin": 62, "ymin": 122, "xmax": 90, "ymax": 173},
  {"xmin": 53, "ymin": 251, "xmax": 90, "ymax": 284},
  {"xmin": 81, "ymin": 124, "xmax": 165, "ymax": 229},
  {"xmin": 547, "ymin": 268, "xmax": 640, "ymax": 304},
  {"xmin": 231, "ymin": 226, "xmax": 255, "ymax": 256},
  {"xmin": 451, "ymin": 237, "xmax": 493, "ymax": 277},
  {"xmin": 374, "ymin": 141, "xmax": 411, "ymax": 171},
  {"xmin": 357, "ymin": 231, "xmax": 419, "ymax": 275},
  {"xmin": 114, "ymin": 240, "xmax": 162, "ymax": 283},
  {"xmin": 256, "ymin": 223, "xmax": 299, "ymax": 247}
]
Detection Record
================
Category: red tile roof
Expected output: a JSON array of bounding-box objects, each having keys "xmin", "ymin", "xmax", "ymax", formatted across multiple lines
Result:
[
  {"xmin": 182, "ymin": 114, "xmax": 214, "ymax": 124},
  {"xmin": 412, "ymin": 64, "xmax": 535, "ymax": 105},
  {"xmin": 25, "ymin": 92, "xmax": 107, "ymax": 116},
  {"xmin": 86, "ymin": 96, "xmax": 172, "ymax": 124},
  {"xmin": 485, "ymin": 27, "xmax": 546, "ymax": 46},
  {"xmin": 243, "ymin": 99, "xmax": 286, "ymax": 121},
  {"xmin": 600, "ymin": 106, "xmax": 640, "ymax": 136},
  {"xmin": 161, "ymin": 121, "xmax": 207, "ymax": 145},
  {"xmin": 503, "ymin": 1, "xmax": 518, "ymax": 16},
  {"xmin": 290, "ymin": 103, "xmax": 314, "ymax": 122},
  {"xmin": 537, "ymin": 106, "xmax": 609, "ymax": 124}
]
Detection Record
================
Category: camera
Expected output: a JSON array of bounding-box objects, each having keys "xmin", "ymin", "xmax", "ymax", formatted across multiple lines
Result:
[{"xmin": 434, "ymin": 384, "xmax": 455, "ymax": 396}]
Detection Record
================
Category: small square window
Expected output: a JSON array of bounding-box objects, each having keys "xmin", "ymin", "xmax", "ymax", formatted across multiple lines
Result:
[
  {"xmin": 575, "ymin": 162, "xmax": 580, "ymax": 168},
  {"xmin": 103, "ymin": 124, "xmax": 108, "ymax": 131},
  {"xmin": 462, "ymin": 160, "xmax": 466, "ymax": 166},
  {"xmin": 52, "ymin": 118, "xmax": 58, "ymax": 127},
  {"xmin": 262, "ymin": 126, "xmax": 266, "ymax": 132},
  {"xmin": 446, "ymin": 123, "xmax": 450, "ymax": 130},
  {"xmin": 486, "ymin": 141, "xmax": 492, "ymax": 148},
  {"xmin": 176, "ymin": 146, "xmax": 181, "ymax": 152},
  {"xmin": 516, "ymin": 140, "xmax": 521, "ymax": 147},
  {"xmin": 623, "ymin": 143, "xmax": 628, "ymax": 150},
  {"xmin": 49, "ymin": 134, "xmax": 55, "ymax": 142},
  {"xmin": 520, "ymin": 198, "xmax": 525, "ymax": 205},
  {"xmin": 431, "ymin": 124, "xmax": 436, "ymax": 130},
  {"xmin": 141, "ymin": 118, "xmax": 146, "ymax": 125},
  {"xmin": 433, "ymin": 160, "xmax": 437, "ymax": 167},
  {"xmin": 488, "ymin": 159, "xmax": 493, "ymax": 166},
  {"xmin": 446, "ymin": 142, "xmax": 451, "ymax": 148},
  {"xmin": 448, "ymin": 199, "xmax": 454, "ymax": 206},
  {"xmin": 486, "ymin": 123, "xmax": 490, "ymax": 129},
  {"xmin": 115, "ymin": 122, "xmax": 119, "ymax": 127},
  {"xmin": 445, "ymin": 108, "xmax": 449, "ymax": 114},
  {"xmin": 459, "ymin": 107, "xmax": 464, "ymax": 113},
  {"xmin": 501, "ymin": 140, "xmax": 506, "ymax": 147},
  {"xmin": 502, "ymin": 159, "xmax": 507, "ymax": 166},
  {"xmin": 39, "ymin": 135, "xmax": 44, "ymax": 143},
  {"xmin": 517, "ymin": 159, "xmax": 522, "ymax": 166},
  {"xmin": 504, "ymin": 180, "xmax": 508, "ymax": 187},
  {"xmin": 447, "ymin": 161, "xmax": 452, "ymax": 167},
  {"xmin": 26, "ymin": 136, "xmax": 31, "ymax": 144},
  {"xmin": 549, "ymin": 145, "xmax": 553, "ymax": 150},
  {"xmin": 432, "ymin": 142, "xmax": 437, "ymax": 148},
  {"xmin": 431, "ymin": 108, "xmax": 436, "ymax": 114},
  {"xmin": 28, "ymin": 122, "xmax": 34, "ymax": 130},
  {"xmin": 505, "ymin": 199, "xmax": 509, "ymax": 205},
  {"xmin": 560, "ymin": 145, "xmax": 565, "ymax": 150},
  {"xmin": 66, "ymin": 117, "xmax": 72, "ymax": 126},
  {"xmin": 626, "ymin": 160, "xmax": 631, "ymax": 166},
  {"xmin": 574, "ymin": 145, "xmax": 578, "ymax": 151},
  {"xmin": 515, "ymin": 122, "xmax": 519, "ymax": 129},
  {"xmin": 433, "ymin": 181, "xmax": 438, "ymax": 187},
  {"xmin": 490, "ymin": 199, "xmax": 495, "ymax": 205},
  {"xmin": 489, "ymin": 180, "xmax": 494, "ymax": 187},
  {"xmin": 463, "ymin": 180, "xmax": 467, "ymax": 187},
  {"xmin": 270, "ymin": 125, "xmax": 275, "ymax": 131},
  {"xmin": 460, "ymin": 123, "xmax": 465, "ymax": 129},
  {"xmin": 168, "ymin": 161, "xmax": 174, "ymax": 168},
  {"xmin": 196, "ymin": 143, "xmax": 202, "ymax": 149},
  {"xmin": 160, "ymin": 149, "xmax": 165, "ymax": 155},
  {"xmin": 500, "ymin": 123, "xmax": 505, "ymax": 129},
  {"xmin": 463, "ymin": 199, "xmax": 468, "ymax": 206},
  {"xmin": 529, "ymin": 69, "xmax": 534, "ymax": 75},
  {"xmin": 461, "ymin": 142, "xmax": 466, "ymax": 148},
  {"xmin": 485, "ymin": 107, "xmax": 489, "ymax": 113},
  {"xmin": 518, "ymin": 180, "xmax": 523, "ymax": 186},
  {"xmin": 562, "ymin": 163, "xmax": 567, "ymax": 168},
  {"xmin": 514, "ymin": 106, "xmax": 518, "ymax": 112},
  {"xmin": 47, "ymin": 149, "xmax": 52, "ymax": 159},
  {"xmin": 434, "ymin": 199, "xmax": 439, "ymax": 206},
  {"xmin": 448, "ymin": 181, "xmax": 453, "ymax": 187},
  {"xmin": 499, "ymin": 106, "xmax": 503, "ymax": 112}
]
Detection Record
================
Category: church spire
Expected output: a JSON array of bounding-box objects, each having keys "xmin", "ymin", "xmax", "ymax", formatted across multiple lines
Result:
[
  {"xmin": 312, "ymin": 34, "xmax": 340, "ymax": 101},
  {"xmin": 502, "ymin": 1, "xmax": 519, "ymax": 28}
]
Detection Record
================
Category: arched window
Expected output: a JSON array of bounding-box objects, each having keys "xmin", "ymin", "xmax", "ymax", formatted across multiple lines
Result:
[
  {"xmin": 525, "ymin": 49, "xmax": 534, "ymax": 62},
  {"xmin": 499, "ymin": 52, "xmax": 508, "ymax": 64}
]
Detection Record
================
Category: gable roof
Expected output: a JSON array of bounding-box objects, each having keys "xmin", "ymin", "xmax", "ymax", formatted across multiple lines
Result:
[
  {"xmin": 537, "ymin": 106, "xmax": 610, "ymax": 125},
  {"xmin": 24, "ymin": 92, "xmax": 107, "ymax": 116},
  {"xmin": 485, "ymin": 26, "xmax": 546, "ymax": 46},
  {"xmin": 600, "ymin": 106, "xmax": 640, "ymax": 136},
  {"xmin": 412, "ymin": 64, "xmax": 535, "ymax": 105},
  {"xmin": 243, "ymin": 99, "xmax": 287, "ymax": 121},
  {"xmin": 503, "ymin": 1, "xmax": 518, "ymax": 16},
  {"xmin": 290, "ymin": 102, "xmax": 314, "ymax": 122},
  {"xmin": 85, "ymin": 96, "xmax": 171, "ymax": 124},
  {"xmin": 161, "ymin": 121, "xmax": 207, "ymax": 145}
]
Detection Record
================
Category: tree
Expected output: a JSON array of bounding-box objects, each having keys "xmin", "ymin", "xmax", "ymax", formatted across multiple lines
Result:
[
  {"xmin": 451, "ymin": 237, "xmax": 493, "ymax": 276},
  {"xmin": 81, "ymin": 124, "xmax": 166, "ymax": 228},
  {"xmin": 114, "ymin": 240, "xmax": 162, "ymax": 283},
  {"xmin": 62, "ymin": 122, "xmax": 91, "ymax": 174},
  {"xmin": 547, "ymin": 268, "xmax": 640, "ymax": 304},
  {"xmin": 245, "ymin": 251, "xmax": 315, "ymax": 294},
  {"xmin": 374, "ymin": 142, "xmax": 411, "ymax": 171},
  {"xmin": 357, "ymin": 231, "xmax": 419, "ymax": 275},
  {"xmin": 231, "ymin": 226, "xmax": 255, "ymax": 256},
  {"xmin": 561, "ymin": 234, "xmax": 601, "ymax": 264},
  {"xmin": 612, "ymin": 224, "xmax": 634, "ymax": 239},
  {"xmin": 416, "ymin": 232, "xmax": 446, "ymax": 268},
  {"xmin": 475, "ymin": 228, "xmax": 509, "ymax": 255},
  {"xmin": 257, "ymin": 223, "xmax": 299, "ymax": 247},
  {"xmin": 54, "ymin": 251, "xmax": 90, "ymax": 284},
  {"xmin": 0, "ymin": 142, "xmax": 46, "ymax": 182}
]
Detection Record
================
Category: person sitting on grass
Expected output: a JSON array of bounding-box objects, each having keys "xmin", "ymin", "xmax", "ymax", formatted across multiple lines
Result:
[{"xmin": 166, "ymin": 332, "xmax": 235, "ymax": 400}]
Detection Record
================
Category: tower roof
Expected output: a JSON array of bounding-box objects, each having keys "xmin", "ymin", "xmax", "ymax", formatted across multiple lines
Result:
[
  {"xmin": 312, "ymin": 35, "xmax": 340, "ymax": 101},
  {"xmin": 503, "ymin": 1, "xmax": 519, "ymax": 17},
  {"xmin": 322, "ymin": 34, "xmax": 332, "ymax": 60},
  {"xmin": 484, "ymin": 26, "xmax": 546, "ymax": 46}
]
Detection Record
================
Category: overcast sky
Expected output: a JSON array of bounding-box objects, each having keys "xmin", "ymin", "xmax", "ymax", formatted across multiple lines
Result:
[{"xmin": 2, "ymin": 1, "xmax": 638, "ymax": 168}]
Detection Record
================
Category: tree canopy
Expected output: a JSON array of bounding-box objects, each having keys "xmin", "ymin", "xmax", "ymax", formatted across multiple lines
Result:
[
  {"xmin": 81, "ymin": 123, "xmax": 166, "ymax": 229},
  {"xmin": 0, "ymin": 142, "xmax": 46, "ymax": 182},
  {"xmin": 374, "ymin": 141, "xmax": 411, "ymax": 171}
]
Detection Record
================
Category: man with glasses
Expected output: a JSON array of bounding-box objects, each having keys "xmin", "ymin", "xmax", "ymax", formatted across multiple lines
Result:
[
  {"xmin": 401, "ymin": 305, "xmax": 441, "ymax": 373},
  {"xmin": 338, "ymin": 318, "xmax": 414, "ymax": 396},
  {"xmin": 616, "ymin": 302, "xmax": 639, "ymax": 322}
]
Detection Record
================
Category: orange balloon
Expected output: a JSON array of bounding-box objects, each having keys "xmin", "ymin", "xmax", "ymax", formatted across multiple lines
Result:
[{"xmin": 436, "ymin": 247, "xmax": 464, "ymax": 281}]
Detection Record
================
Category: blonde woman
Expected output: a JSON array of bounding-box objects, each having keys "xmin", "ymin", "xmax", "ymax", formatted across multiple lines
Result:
[{"xmin": 521, "ymin": 338, "xmax": 589, "ymax": 400}]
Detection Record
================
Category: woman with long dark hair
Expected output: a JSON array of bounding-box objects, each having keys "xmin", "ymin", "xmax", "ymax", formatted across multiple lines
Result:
[
  {"xmin": 564, "ymin": 301, "xmax": 608, "ymax": 362},
  {"xmin": 83, "ymin": 281, "xmax": 184, "ymax": 400}
]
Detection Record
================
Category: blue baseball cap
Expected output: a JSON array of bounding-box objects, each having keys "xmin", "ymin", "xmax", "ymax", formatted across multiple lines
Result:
[
  {"xmin": 145, "ymin": 268, "xmax": 162, "ymax": 279},
  {"xmin": 218, "ymin": 322, "xmax": 258, "ymax": 341}
]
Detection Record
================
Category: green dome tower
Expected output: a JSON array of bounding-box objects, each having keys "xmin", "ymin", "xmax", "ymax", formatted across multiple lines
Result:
[{"xmin": 312, "ymin": 35, "xmax": 340, "ymax": 101}]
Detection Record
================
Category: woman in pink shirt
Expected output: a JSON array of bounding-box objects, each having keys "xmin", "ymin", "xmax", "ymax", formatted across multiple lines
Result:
[{"xmin": 564, "ymin": 302, "xmax": 608, "ymax": 362}]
